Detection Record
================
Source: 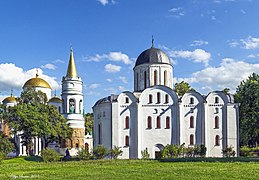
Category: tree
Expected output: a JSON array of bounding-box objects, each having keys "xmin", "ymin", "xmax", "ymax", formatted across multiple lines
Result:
[
  {"xmin": 109, "ymin": 146, "xmax": 123, "ymax": 159},
  {"xmin": 93, "ymin": 145, "xmax": 107, "ymax": 159},
  {"xmin": 235, "ymin": 73, "xmax": 259, "ymax": 146},
  {"xmin": 84, "ymin": 113, "xmax": 93, "ymax": 135},
  {"xmin": 0, "ymin": 132, "xmax": 15, "ymax": 154},
  {"xmin": 174, "ymin": 81, "xmax": 195, "ymax": 96},
  {"xmin": 5, "ymin": 89, "xmax": 72, "ymax": 155}
]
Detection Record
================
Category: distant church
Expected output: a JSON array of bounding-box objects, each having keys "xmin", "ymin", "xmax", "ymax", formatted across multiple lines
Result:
[
  {"xmin": 93, "ymin": 41, "xmax": 239, "ymax": 158},
  {"xmin": 1, "ymin": 48, "xmax": 92, "ymax": 156}
]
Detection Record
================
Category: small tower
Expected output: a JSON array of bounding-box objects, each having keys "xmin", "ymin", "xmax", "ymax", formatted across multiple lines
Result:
[{"xmin": 61, "ymin": 48, "xmax": 85, "ymax": 153}]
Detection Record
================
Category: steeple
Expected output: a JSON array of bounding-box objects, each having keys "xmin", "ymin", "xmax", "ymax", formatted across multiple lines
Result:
[
  {"xmin": 66, "ymin": 47, "xmax": 78, "ymax": 78},
  {"xmin": 151, "ymin": 35, "xmax": 154, "ymax": 48}
]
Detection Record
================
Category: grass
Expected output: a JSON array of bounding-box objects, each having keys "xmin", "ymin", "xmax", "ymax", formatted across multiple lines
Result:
[{"xmin": 1, "ymin": 157, "xmax": 259, "ymax": 179}]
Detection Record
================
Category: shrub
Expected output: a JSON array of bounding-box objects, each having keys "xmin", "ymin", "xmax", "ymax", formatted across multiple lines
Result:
[
  {"xmin": 41, "ymin": 148, "xmax": 60, "ymax": 162},
  {"xmin": 194, "ymin": 145, "xmax": 207, "ymax": 157},
  {"xmin": 109, "ymin": 146, "xmax": 123, "ymax": 159},
  {"xmin": 0, "ymin": 151, "xmax": 6, "ymax": 164},
  {"xmin": 240, "ymin": 146, "xmax": 252, "ymax": 157},
  {"xmin": 141, "ymin": 148, "xmax": 150, "ymax": 159},
  {"xmin": 77, "ymin": 148, "xmax": 91, "ymax": 160},
  {"xmin": 93, "ymin": 145, "xmax": 108, "ymax": 159},
  {"xmin": 222, "ymin": 146, "xmax": 236, "ymax": 157},
  {"xmin": 162, "ymin": 145, "xmax": 179, "ymax": 158}
]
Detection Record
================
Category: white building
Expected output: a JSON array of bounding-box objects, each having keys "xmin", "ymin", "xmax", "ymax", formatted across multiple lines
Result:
[
  {"xmin": 1, "ymin": 48, "xmax": 92, "ymax": 156},
  {"xmin": 93, "ymin": 42, "xmax": 239, "ymax": 159}
]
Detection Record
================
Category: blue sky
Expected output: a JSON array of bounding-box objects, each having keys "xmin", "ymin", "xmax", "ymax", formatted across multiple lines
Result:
[{"xmin": 0, "ymin": 0, "xmax": 259, "ymax": 112}]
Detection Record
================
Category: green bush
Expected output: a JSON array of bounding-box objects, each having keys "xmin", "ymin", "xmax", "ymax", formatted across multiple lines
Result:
[
  {"xmin": 0, "ymin": 152, "xmax": 6, "ymax": 164},
  {"xmin": 41, "ymin": 148, "xmax": 60, "ymax": 162},
  {"xmin": 109, "ymin": 146, "xmax": 123, "ymax": 159},
  {"xmin": 93, "ymin": 145, "xmax": 108, "ymax": 159},
  {"xmin": 141, "ymin": 148, "xmax": 150, "ymax": 159},
  {"xmin": 240, "ymin": 146, "xmax": 251, "ymax": 157},
  {"xmin": 77, "ymin": 149, "xmax": 91, "ymax": 160},
  {"xmin": 222, "ymin": 146, "xmax": 236, "ymax": 157}
]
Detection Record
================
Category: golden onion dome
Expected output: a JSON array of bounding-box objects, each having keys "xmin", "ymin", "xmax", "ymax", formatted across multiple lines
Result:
[
  {"xmin": 23, "ymin": 74, "xmax": 51, "ymax": 89},
  {"xmin": 3, "ymin": 96, "xmax": 17, "ymax": 104},
  {"xmin": 48, "ymin": 96, "xmax": 62, "ymax": 103}
]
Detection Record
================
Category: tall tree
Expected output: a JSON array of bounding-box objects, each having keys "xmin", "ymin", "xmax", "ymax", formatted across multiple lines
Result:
[
  {"xmin": 235, "ymin": 73, "xmax": 259, "ymax": 146},
  {"xmin": 5, "ymin": 89, "xmax": 72, "ymax": 155},
  {"xmin": 84, "ymin": 113, "xmax": 93, "ymax": 135},
  {"xmin": 174, "ymin": 81, "xmax": 195, "ymax": 96},
  {"xmin": 0, "ymin": 132, "xmax": 15, "ymax": 154}
]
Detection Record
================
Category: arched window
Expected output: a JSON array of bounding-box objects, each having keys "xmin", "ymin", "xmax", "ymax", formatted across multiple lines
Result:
[
  {"xmin": 58, "ymin": 106, "xmax": 61, "ymax": 113},
  {"xmin": 156, "ymin": 116, "xmax": 161, "ymax": 129},
  {"xmin": 149, "ymin": 94, "xmax": 153, "ymax": 104},
  {"xmin": 190, "ymin": 134, "xmax": 194, "ymax": 145},
  {"xmin": 147, "ymin": 116, "xmax": 152, "ymax": 129},
  {"xmin": 125, "ymin": 136, "xmax": 129, "ymax": 147},
  {"xmin": 79, "ymin": 99, "xmax": 83, "ymax": 114},
  {"xmin": 215, "ymin": 97, "xmax": 219, "ymax": 103},
  {"xmin": 144, "ymin": 71, "xmax": 147, "ymax": 89},
  {"xmin": 69, "ymin": 99, "xmax": 75, "ymax": 113},
  {"xmin": 190, "ymin": 97, "xmax": 194, "ymax": 104},
  {"xmin": 166, "ymin": 116, "xmax": 170, "ymax": 129},
  {"xmin": 157, "ymin": 92, "xmax": 161, "ymax": 104},
  {"xmin": 125, "ymin": 116, "xmax": 129, "ymax": 129},
  {"xmin": 215, "ymin": 135, "xmax": 220, "ymax": 146},
  {"xmin": 215, "ymin": 116, "xmax": 219, "ymax": 129},
  {"xmin": 154, "ymin": 70, "xmax": 157, "ymax": 85},
  {"xmin": 98, "ymin": 124, "xmax": 102, "ymax": 144},
  {"xmin": 125, "ymin": 97, "xmax": 129, "ymax": 103},
  {"xmin": 190, "ymin": 116, "xmax": 194, "ymax": 128},
  {"xmin": 165, "ymin": 94, "xmax": 169, "ymax": 104},
  {"xmin": 164, "ymin": 70, "xmax": 167, "ymax": 86}
]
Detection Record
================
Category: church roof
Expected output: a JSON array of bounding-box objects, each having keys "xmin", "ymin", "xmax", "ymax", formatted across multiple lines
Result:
[
  {"xmin": 23, "ymin": 73, "xmax": 51, "ymax": 89},
  {"xmin": 48, "ymin": 95, "xmax": 62, "ymax": 103},
  {"xmin": 66, "ymin": 47, "xmax": 78, "ymax": 78},
  {"xmin": 3, "ymin": 95, "xmax": 17, "ymax": 104}
]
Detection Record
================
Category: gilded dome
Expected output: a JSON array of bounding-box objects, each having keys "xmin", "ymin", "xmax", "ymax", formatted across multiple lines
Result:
[
  {"xmin": 135, "ymin": 47, "xmax": 171, "ymax": 67},
  {"xmin": 23, "ymin": 74, "xmax": 51, "ymax": 89},
  {"xmin": 3, "ymin": 96, "xmax": 17, "ymax": 104},
  {"xmin": 48, "ymin": 96, "xmax": 62, "ymax": 103}
]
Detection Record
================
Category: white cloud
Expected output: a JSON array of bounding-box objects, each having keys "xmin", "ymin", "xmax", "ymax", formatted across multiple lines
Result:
[
  {"xmin": 190, "ymin": 40, "xmax": 209, "ymax": 46},
  {"xmin": 106, "ymin": 78, "xmax": 112, "ymax": 82},
  {"xmin": 228, "ymin": 36, "xmax": 259, "ymax": 49},
  {"xmin": 105, "ymin": 64, "xmax": 121, "ymax": 73},
  {"xmin": 119, "ymin": 76, "xmax": 128, "ymax": 84},
  {"xmin": 248, "ymin": 54, "xmax": 259, "ymax": 58},
  {"xmin": 41, "ymin": 63, "xmax": 56, "ymax": 70},
  {"xmin": 0, "ymin": 63, "xmax": 60, "ymax": 91},
  {"xmin": 97, "ymin": 0, "xmax": 115, "ymax": 6},
  {"xmin": 240, "ymin": 9, "xmax": 246, "ymax": 14},
  {"xmin": 53, "ymin": 59, "xmax": 65, "ymax": 64},
  {"xmin": 168, "ymin": 7, "xmax": 185, "ymax": 18},
  {"xmin": 118, "ymin": 86, "xmax": 126, "ymax": 91},
  {"xmin": 176, "ymin": 58, "xmax": 259, "ymax": 93},
  {"xmin": 84, "ymin": 51, "xmax": 133, "ymax": 64},
  {"xmin": 89, "ymin": 83, "xmax": 100, "ymax": 89},
  {"xmin": 163, "ymin": 46, "xmax": 211, "ymax": 66}
]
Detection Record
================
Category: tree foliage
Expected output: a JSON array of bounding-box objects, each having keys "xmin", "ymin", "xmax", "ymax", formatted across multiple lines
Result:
[
  {"xmin": 235, "ymin": 73, "xmax": 259, "ymax": 146},
  {"xmin": 93, "ymin": 145, "xmax": 107, "ymax": 159},
  {"xmin": 174, "ymin": 81, "xmax": 195, "ymax": 96},
  {"xmin": 41, "ymin": 148, "xmax": 60, "ymax": 162},
  {"xmin": 0, "ymin": 132, "xmax": 15, "ymax": 154},
  {"xmin": 84, "ymin": 113, "xmax": 93, "ymax": 135},
  {"xmin": 109, "ymin": 146, "xmax": 123, "ymax": 159},
  {"xmin": 5, "ymin": 89, "xmax": 72, "ymax": 155}
]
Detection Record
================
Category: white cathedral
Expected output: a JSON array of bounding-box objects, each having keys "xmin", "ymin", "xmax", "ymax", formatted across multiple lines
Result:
[
  {"xmin": 93, "ymin": 42, "xmax": 239, "ymax": 159},
  {"xmin": 1, "ymin": 48, "xmax": 92, "ymax": 156}
]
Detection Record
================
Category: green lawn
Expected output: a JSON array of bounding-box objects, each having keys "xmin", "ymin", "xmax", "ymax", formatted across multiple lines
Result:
[{"xmin": 1, "ymin": 157, "xmax": 259, "ymax": 179}]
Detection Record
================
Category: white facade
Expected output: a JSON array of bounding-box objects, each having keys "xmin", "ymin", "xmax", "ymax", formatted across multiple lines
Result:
[{"xmin": 93, "ymin": 45, "xmax": 239, "ymax": 159}]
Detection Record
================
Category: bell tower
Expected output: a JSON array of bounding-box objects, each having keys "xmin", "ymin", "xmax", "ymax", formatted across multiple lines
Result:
[{"xmin": 61, "ymin": 47, "xmax": 85, "ymax": 151}]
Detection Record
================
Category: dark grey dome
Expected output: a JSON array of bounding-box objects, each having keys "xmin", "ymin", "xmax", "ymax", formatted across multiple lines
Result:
[{"xmin": 135, "ymin": 47, "xmax": 171, "ymax": 67}]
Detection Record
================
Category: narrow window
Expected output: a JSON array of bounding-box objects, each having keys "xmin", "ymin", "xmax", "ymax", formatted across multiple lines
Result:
[
  {"xmin": 144, "ymin": 71, "xmax": 147, "ymax": 89},
  {"xmin": 156, "ymin": 116, "xmax": 161, "ymax": 129},
  {"xmin": 215, "ymin": 135, "xmax": 220, "ymax": 146},
  {"xmin": 190, "ymin": 97, "xmax": 194, "ymax": 104},
  {"xmin": 166, "ymin": 116, "xmax": 170, "ymax": 129},
  {"xmin": 136, "ymin": 72, "xmax": 139, "ymax": 90},
  {"xmin": 190, "ymin": 134, "xmax": 194, "ymax": 145},
  {"xmin": 149, "ymin": 94, "xmax": 153, "ymax": 104},
  {"xmin": 157, "ymin": 92, "xmax": 161, "ymax": 104},
  {"xmin": 215, "ymin": 116, "xmax": 219, "ymax": 129},
  {"xmin": 165, "ymin": 94, "xmax": 169, "ymax": 104},
  {"xmin": 215, "ymin": 107, "xmax": 219, "ymax": 114},
  {"xmin": 125, "ymin": 97, "xmax": 129, "ymax": 103},
  {"xmin": 190, "ymin": 116, "xmax": 194, "ymax": 128},
  {"xmin": 103, "ymin": 111, "xmax": 105, "ymax": 117},
  {"xmin": 147, "ymin": 116, "xmax": 152, "ymax": 129},
  {"xmin": 125, "ymin": 116, "xmax": 129, "ymax": 129},
  {"xmin": 164, "ymin": 70, "xmax": 167, "ymax": 86},
  {"xmin": 58, "ymin": 106, "xmax": 61, "ymax": 113},
  {"xmin": 125, "ymin": 136, "xmax": 129, "ymax": 147},
  {"xmin": 79, "ymin": 99, "xmax": 83, "ymax": 114},
  {"xmin": 154, "ymin": 70, "xmax": 157, "ymax": 85},
  {"xmin": 215, "ymin": 97, "xmax": 219, "ymax": 103},
  {"xmin": 98, "ymin": 124, "xmax": 102, "ymax": 144}
]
